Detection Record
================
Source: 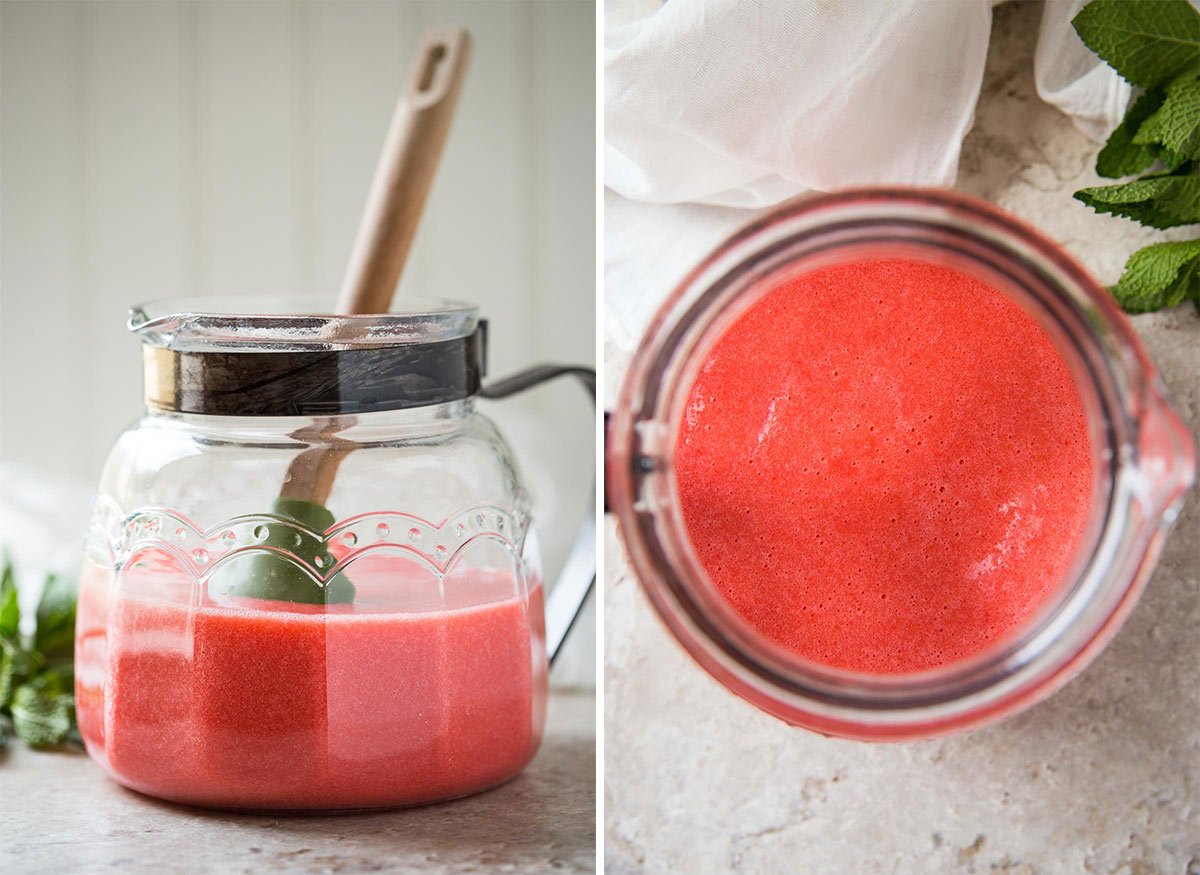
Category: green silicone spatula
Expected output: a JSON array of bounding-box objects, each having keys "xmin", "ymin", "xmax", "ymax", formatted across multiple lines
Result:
[{"xmin": 217, "ymin": 27, "xmax": 472, "ymax": 605}]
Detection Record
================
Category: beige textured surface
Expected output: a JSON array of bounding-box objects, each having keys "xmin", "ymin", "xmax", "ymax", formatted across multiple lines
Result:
[
  {"xmin": 603, "ymin": 4, "xmax": 1199, "ymax": 873},
  {"xmin": 2, "ymin": 691, "xmax": 595, "ymax": 874}
]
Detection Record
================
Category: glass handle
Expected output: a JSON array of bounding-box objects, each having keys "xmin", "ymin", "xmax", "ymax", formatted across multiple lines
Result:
[{"xmin": 481, "ymin": 365, "xmax": 595, "ymax": 664}]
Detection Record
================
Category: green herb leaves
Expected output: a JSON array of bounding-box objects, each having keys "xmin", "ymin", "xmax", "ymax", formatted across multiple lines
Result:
[
  {"xmin": 1075, "ymin": 174, "xmax": 1200, "ymax": 228},
  {"xmin": 1072, "ymin": 0, "xmax": 1200, "ymax": 89},
  {"xmin": 35, "ymin": 573, "xmax": 78, "ymax": 664},
  {"xmin": 1096, "ymin": 90, "xmax": 1168, "ymax": 178},
  {"xmin": 1111, "ymin": 239, "xmax": 1200, "ymax": 312},
  {"xmin": 1134, "ymin": 71, "xmax": 1200, "ymax": 164},
  {"xmin": 1071, "ymin": 0, "xmax": 1200, "ymax": 314},
  {"xmin": 0, "ymin": 554, "xmax": 78, "ymax": 750},
  {"xmin": 11, "ymin": 677, "xmax": 73, "ymax": 748},
  {"xmin": 1, "ymin": 561, "xmax": 19, "ymax": 637}
]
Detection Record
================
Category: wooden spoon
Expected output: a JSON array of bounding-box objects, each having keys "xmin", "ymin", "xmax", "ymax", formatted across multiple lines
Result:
[
  {"xmin": 221, "ymin": 27, "xmax": 471, "ymax": 605},
  {"xmin": 283, "ymin": 26, "xmax": 472, "ymax": 507}
]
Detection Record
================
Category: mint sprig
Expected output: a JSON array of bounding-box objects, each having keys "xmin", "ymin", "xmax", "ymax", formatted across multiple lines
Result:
[
  {"xmin": 1096, "ymin": 89, "xmax": 1167, "ymax": 178},
  {"xmin": 0, "ymin": 553, "xmax": 78, "ymax": 750},
  {"xmin": 1075, "ymin": 174, "xmax": 1200, "ymax": 228},
  {"xmin": 1071, "ymin": 0, "xmax": 1200, "ymax": 314},
  {"xmin": 11, "ymin": 678, "xmax": 73, "ymax": 748},
  {"xmin": 1133, "ymin": 72, "xmax": 1200, "ymax": 163},
  {"xmin": 1072, "ymin": 0, "xmax": 1200, "ymax": 90},
  {"xmin": 1111, "ymin": 239, "xmax": 1200, "ymax": 313}
]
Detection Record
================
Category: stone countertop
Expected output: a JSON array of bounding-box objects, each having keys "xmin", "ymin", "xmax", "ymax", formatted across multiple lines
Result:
[
  {"xmin": 603, "ymin": 4, "xmax": 1199, "ymax": 874},
  {"xmin": 1, "ymin": 690, "xmax": 595, "ymax": 875}
]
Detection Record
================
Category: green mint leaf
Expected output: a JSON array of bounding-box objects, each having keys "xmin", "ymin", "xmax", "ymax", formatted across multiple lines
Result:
[
  {"xmin": 1074, "ymin": 176, "xmax": 1200, "ymax": 228},
  {"xmin": 1152, "ymin": 174, "xmax": 1200, "ymax": 223},
  {"xmin": 26, "ymin": 669, "xmax": 69, "ymax": 697},
  {"xmin": 1097, "ymin": 88, "xmax": 1167, "ymax": 177},
  {"xmin": 34, "ymin": 574, "xmax": 76, "ymax": 663},
  {"xmin": 1072, "ymin": 0, "xmax": 1200, "ymax": 90},
  {"xmin": 0, "ymin": 646, "xmax": 14, "ymax": 708},
  {"xmin": 10, "ymin": 683, "xmax": 73, "ymax": 748},
  {"xmin": 1110, "ymin": 238, "xmax": 1200, "ymax": 312},
  {"xmin": 1, "ymin": 634, "xmax": 39, "ymax": 682},
  {"xmin": 1161, "ymin": 252, "xmax": 1200, "ymax": 307},
  {"xmin": 1133, "ymin": 72, "xmax": 1200, "ymax": 162},
  {"xmin": 0, "ymin": 559, "xmax": 81, "ymax": 751},
  {"xmin": 1159, "ymin": 147, "xmax": 1191, "ymax": 172},
  {"xmin": 39, "ymin": 657, "xmax": 74, "ymax": 689},
  {"xmin": 0, "ymin": 555, "xmax": 19, "ymax": 638}
]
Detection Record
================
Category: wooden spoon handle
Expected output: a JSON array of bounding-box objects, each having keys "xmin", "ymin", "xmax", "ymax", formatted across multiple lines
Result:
[
  {"xmin": 280, "ymin": 28, "xmax": 471, "ymax": 508},
  {"xmin": 337, "ymin": 27, "xmax": 472, "ymax": 314},
  {"xmin": 279, "ymin": 438, "xmax": 354, "ymax": 503}
]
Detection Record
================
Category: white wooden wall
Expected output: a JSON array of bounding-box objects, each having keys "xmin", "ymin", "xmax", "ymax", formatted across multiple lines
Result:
[{"xmin": 0, "ymin": 0, "xmax": 596, "ymax": 686}]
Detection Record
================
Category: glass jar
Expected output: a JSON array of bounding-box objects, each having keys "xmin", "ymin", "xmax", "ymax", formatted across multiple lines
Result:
[
  {"xmin": 77, "ymin": 297, "xmax": 593, "ymax": 811},
  {"xmin": 607, "ymin": 188, "xmax": 1196, "ymax": 741}
]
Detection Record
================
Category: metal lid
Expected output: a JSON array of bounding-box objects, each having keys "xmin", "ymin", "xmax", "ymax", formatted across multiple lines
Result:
[{"xmin": 131, "ymin": 297, "xmax": 486, "ymax": 416}]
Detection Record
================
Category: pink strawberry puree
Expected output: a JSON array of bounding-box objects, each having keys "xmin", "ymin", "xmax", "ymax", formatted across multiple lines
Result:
[
  {"xmin": 675, "ymin": 258, "xmax": 1094, "ymax": 674},
  {"xmin": 75, "ymin": 552, "xmax": 545, "ymax": 810}
]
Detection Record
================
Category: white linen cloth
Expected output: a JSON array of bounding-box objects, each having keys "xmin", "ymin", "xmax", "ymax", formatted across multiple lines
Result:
[{"xmin": 605, "ymin": 0, "xmax": 1130, "ymax": 207}]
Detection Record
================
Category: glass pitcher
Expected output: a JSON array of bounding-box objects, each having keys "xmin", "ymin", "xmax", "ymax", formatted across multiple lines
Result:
[
  {"xmin": 607, "ymin": 188, "xmax": 1195, "ymax": 741},
  {"xmin": 76, "ymin": 297, "xmax": 594, "ymax": 811}
]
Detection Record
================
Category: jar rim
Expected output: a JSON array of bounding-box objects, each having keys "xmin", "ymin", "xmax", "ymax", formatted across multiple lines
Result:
[
  {"xmin": 608, "ymin": 187, "xmax": 1195, "ymax": 739},
  {"xmin": 130, "ymin": 295, "xmax": 478, "ymax": 352}
]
